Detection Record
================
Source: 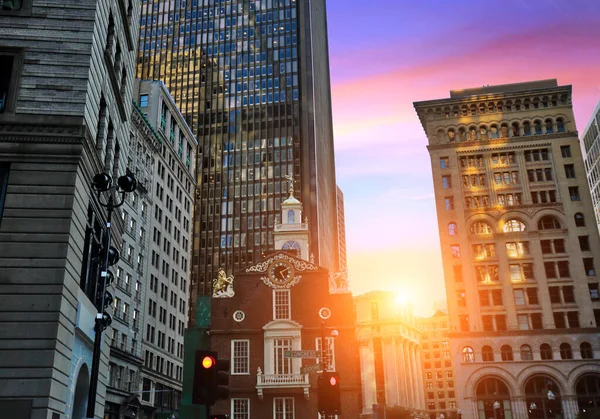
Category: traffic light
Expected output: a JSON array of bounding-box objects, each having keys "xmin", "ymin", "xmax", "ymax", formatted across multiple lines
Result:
[
  {"xmin": 318, "ymin": 371, "xmax": 341, "ymax": 416},
  {"xmin": 192, "ymin": 351, "xmax": 230, "ymax": 405}
]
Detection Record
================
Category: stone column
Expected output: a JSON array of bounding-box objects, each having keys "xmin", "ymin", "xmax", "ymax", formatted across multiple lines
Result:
[
  {"xmin": 397, "ymin": 338, "xmax": 408, "ymax": 407},
  {"xmin": 562, "ymin": 395, "xmax": 580, "ymax": 418},
  {"xmin": 415, "ymin": 346, "xmax": 425, "ymax": 409},
  {"xmin": 408, "ymin": 343, "xmax": 418, "ymax": 409},
  {"xmin": 511, "ymin": 397, "xmax": 528, "ymax": 418},
  {"xmin": 359, "ymin": 340, "xmax": 376, "ymax": 415},
  {"xmin": 402, "ymin": 339, "xmax": 414, "ymax": 408},
  {"xmin": 383, "ymin": 337, "xmax": 398, "ymax": 406}
]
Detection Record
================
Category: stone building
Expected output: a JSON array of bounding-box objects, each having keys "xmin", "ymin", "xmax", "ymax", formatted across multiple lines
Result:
[
  {"xmin": 354, "ymin": 291, "xmax": 427, "ymax": 418},
  {"xmin": 415, "ymin": 80, "xmax": 600, "ymax": 419},
  {"xmin": 417, "ymin": 311, "xmax": 457, "ymax": 419},
  {"xmin": 208, "ymin": 191, "xmax": 360, "ymax": 419},
  {"xmin": 0, "ymin": 1, "xmax": 139, "ymax": 418}
]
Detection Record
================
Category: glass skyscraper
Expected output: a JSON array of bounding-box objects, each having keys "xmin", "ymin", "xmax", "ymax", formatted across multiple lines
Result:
[{"xmin": 137, "ymin": 0, "xmax": 339, "ymax": 316}]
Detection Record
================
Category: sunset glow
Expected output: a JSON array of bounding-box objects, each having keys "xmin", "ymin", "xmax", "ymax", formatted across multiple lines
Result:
[{"xmin": 327, "ymin": 0, "xmax": 600, "ymax": 314}]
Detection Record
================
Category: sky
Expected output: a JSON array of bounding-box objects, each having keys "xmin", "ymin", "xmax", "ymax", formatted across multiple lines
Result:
[{"xmin": 326, "ymin": 0, "xmax": 600, "ymax": 315}]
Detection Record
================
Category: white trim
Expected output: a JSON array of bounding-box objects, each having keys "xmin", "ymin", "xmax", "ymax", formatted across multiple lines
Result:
[
  {"xmin": 231, "ymin": 398, "xmax": 250, "ymax": 419},
  {"xmin": 273, "ymin": 289, "xmax": 291, "ymax": 320},
  {"xmin": 273, "ymin": 396, "xmax": 295, "ymax": 419},
  {"xmin": 315, "ymin": 337, "xmax": 336, "ymax": 371},
  {"xmin": 231, "ymin": 339, "xmax": 250, "ymax": 375}
]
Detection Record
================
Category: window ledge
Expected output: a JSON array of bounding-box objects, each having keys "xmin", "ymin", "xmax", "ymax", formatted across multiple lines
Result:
[
  {"xmin": 116, "ymin": 0, "xmax": 134, "ymax": 51},
  {"xmin": 103, "ymin": 50, "xmax": 127, "ymax": 122}
]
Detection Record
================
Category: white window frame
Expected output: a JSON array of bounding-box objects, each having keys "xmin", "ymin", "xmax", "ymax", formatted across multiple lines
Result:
[
  {"xmin": 273, "ymin": 397, "xmax": 294, "ymax": 419},
  {"xmin": 315, "ymin": 337, "xmax": 335, "ymax": 371},
  {"xmin": 273, "ymin": 289, "xmax": 291, "ymax": 320},
  {"xmin": 231, "ymin": 339, "xmax": 250, "ymax": 375},
  {"xmin": 231, "ymin": 398, "xmax": 250, "ymax": 419}
]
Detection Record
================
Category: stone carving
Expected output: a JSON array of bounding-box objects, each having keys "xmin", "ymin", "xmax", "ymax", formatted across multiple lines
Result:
[
  {"xmin": 329, "ymin": 270, "xmax": 350, "ymax": 294},
  {"xmin": 212, "ymin": 268, "xmax": 235, "ymax": 298},
  {"xmin": 245, "ymin": 253, "xmax": 318, "ymax": 273}
]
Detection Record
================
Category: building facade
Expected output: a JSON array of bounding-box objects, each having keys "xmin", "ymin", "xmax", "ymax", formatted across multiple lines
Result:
[
  {"xmin": 336, "ymin": 185, "xmax": 347, "ymax": 273},
  {"xmin": 582, "ymin": 100, "xmax": 600, "ymax": 231},
  {"xmin": 135, "ymin": 0, "xmax": 341, "ymax": 308},
  {"xmin": 0, "ymin": 1, "xmax": 139, "ymax": 418},
  {"xmin": 415, "ymin": 80, "xmax": 600, "ymax": 419},
  {"xmin": 354, "ymin": 291, "xmax": 427, "ymax": 418},
  {"xmin": 131, "ymin": 80, "xmax": 196, "ymax": 419},
  {"xmin": 208, "ymin": 193, "xmax": 360, "ymax": 419},
  {"xmin": 417, "ymin": 311, "xmax": 457, "ymax": 419}
]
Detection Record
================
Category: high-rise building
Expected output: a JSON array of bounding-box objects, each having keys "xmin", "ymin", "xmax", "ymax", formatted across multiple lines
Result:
[
  {"xmin": 131, "ymin": 80, "xmax": 197, "ymax": 419},
  {"xmin": 417, "ymin": 311, "xmax": 457, "ymax": 419},
  {"xmin": 136, "ymin": 0, "xmax": 340, "ymax": 311},
  {"xmin": 336, "ymin": 185, "xmax": 347, "ymax": 273},
  {"xmin": 582, "ymin": 100, "xmax": 600, "ymax": 230},
  {"xmin": 354, "ymin": 292, "xmax": 427, "ymax": 418},
  {"xmin": 0, "ymin": 1, "xmax": 139, "ymax": 418},
  {"xmin": 415, "ymin": 80, "xmax": 600, "ymax": 419}
]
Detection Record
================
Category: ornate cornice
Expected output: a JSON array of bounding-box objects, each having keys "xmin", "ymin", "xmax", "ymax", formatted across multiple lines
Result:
[
  {"xmin": 427, "ymin": 133, "xmax": 576, "ymax": 151},
  {"xmin": 245, "ymin": 252, "xmax": 319, "ymax": 273},
  {"xmin": 0, "ymin": 123, "xmax": 84, "ymax": 144}
]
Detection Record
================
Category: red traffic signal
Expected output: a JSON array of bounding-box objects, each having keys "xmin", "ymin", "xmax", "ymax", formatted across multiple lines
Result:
[
  {"xmin": 318, "ymin": 372, "xmax": 341, "ymax": 415},
  {"xmin": 329, "ymin": 375, "xmax": 339, "ymax": 386},
  {"xmin": 192, "ymin": 351, "xmax": 230, "ymax": 406},
  {"xmin": 202, "ymin": 355, "xmax": 215, "ymax": 369}
]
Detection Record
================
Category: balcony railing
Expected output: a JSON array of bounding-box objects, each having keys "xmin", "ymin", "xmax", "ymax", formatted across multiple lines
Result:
[{"xmin": 256, "ymin": 372, "xmax": 310, "ymax": 400}]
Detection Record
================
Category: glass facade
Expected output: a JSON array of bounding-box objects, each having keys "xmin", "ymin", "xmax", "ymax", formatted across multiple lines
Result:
[{"xmin": 137, "ymin": 0, "xmax": 339, "ymax": 304}]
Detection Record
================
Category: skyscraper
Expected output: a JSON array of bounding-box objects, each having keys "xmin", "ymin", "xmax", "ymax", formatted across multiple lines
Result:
[
  {"xmin": 415, "ymin": 80, "xmax": 600, "ymax": 419},
  {"xmin": 136, "ymin": 0, "xmax": 340, "ymax": 313},
  {"xmin": 581, "ymin": 100, "xmax": 600, "ymax": 230}
]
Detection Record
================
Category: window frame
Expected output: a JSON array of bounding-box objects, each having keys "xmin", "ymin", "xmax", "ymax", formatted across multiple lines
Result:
[
  {"xmin": 273, "ymin": 289, "xmax": 291, "ymax": 320},
  {"xmin": 231, "ymin": 398, "xmax": 250, "ymax": 419},
  {"xmin": 0, "ymin": 163, "xmax": 9, "ymax": 225},
  {"xmin": 0, "ymin": 49, "xmax": 23, "ymax": 115},
  {"xmin": 231, "ymin": 339, "xmax": 250, "ymax": 375}
]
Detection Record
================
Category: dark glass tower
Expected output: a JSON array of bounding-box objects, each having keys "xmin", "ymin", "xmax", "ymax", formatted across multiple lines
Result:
[{"xmin": 137, "ymin": 0, "xmax": 339, "ymax": 317}]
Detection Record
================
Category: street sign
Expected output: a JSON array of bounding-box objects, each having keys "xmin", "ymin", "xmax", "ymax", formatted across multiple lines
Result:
[
  {"xmin": 284, "ymin": 350, "xmax": 320, "ymax": 358},
  {"xmin": 300, "ymin": 363, "xmax": 323, "ymax": 374}
]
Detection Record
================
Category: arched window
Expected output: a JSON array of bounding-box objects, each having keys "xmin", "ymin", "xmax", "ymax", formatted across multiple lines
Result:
[
  {"xmin": 462, "ymin": 346, "xmax": 475, "ymax": 362},
  {"xmin": 534, "ymin": 120, "xmax": 543, "ymax": 135},
  {"xmin": 576, "ymin": 374, "xmax": 600, "ymax": 413},
  {"xmin": 512, "ymin": 122, "xmax": 520, "ymax": 137},
  {"xmin": 581, "ymin": 342, "xmax": 594, "ymax": 359},
  {"xmin": 490, "ymin": 125, "xmax": 499, "ymax": 139},
  {"xmin": 520, "ymin": 344, "xmax": 533, "ymax": 360},
  {"xmin": 469, "ymin": 127, "xmax": 477, "ymax": 141},
  {"xmin": 500, "ymin": 124, "xmax": 509, "ymax": 138},
  {"xmin": 545, "ymin": 119, "xmax": 554, "ymax": 134},
  {"xmin": 560, "ymin": 343, "xmax": 573, "ymax": 360},
  {"xmin": 503, "ymin": 219, "xmax": 526, "ymax": 233},
  {"xmin": 471, "ymin": 221, "xmax": 493, "ymax": 235},
  {"xmin": 458, "ymin": 127, "xmax": 467, "ymax": 141},
  {"xmin": 540, "ymin": 344, "xmax": 553, "ymax": 360},
  {"xmin": 538, "ymin": 216, "xmax": 561, "ymax": 230},
  {"xmin": 448, "ymin": 222, "xmax": 458, "ymax": 236},
  {"xmin": 482, "ymin": 346, "xmax": 494, "ymax": 362},
  {"xmin": 557, "ymin": 118, "xmax": 565, "ymax": 132},
  {"xmin": 480, "ymin": 125, "xmax": 488, "ymax": 140},
  {"xmin": 437, "ymin": 129, "xmax": 446, "ymax": 143},
  {"xmin": 287, "ymin": 209, "xmax": 295, "ymax": 224},
  {"xmin": 448, "ymin": 129, "xmax": 456, "ymax": 142},
  {"xmin": 476, "ymin": 378, "xmax": 512, "ymax": 418},
  {"xmin": 501, "ymin": 345, "xmax": 513, "ymax": 361},
  {"xmin": 575, "ymin": 212, "xmax": 585, "ymax": 227},
  {"xmin": 523, "ymin": 122, "xmax": 532, "ymax": 136},
  {"xmin": 525, "ymin": 376, "xmax": 562, "ymax": 419}
]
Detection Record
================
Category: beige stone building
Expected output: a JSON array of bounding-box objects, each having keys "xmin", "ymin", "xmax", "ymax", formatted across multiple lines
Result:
[
  {"xmin": 355, "ymin": 291, "xmax": 427, "ymax": 418},
  {"xmin": 414, "ymin": 80, "xmax": 600, "ymax": 419},
  {"xmin": 417, "ymin": 311, "xmax": 457, "ymax": 419}
]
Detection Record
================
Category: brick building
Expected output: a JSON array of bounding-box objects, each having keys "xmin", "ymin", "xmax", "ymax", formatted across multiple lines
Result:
[{"xmin": 208, "ymin": 191, "xmax": 360, "ymax": 418}]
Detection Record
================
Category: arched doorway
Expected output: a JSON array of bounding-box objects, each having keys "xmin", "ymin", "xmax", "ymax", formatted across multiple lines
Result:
[
  {"xmin": 475, "ymin": 377, "xmax": 513, "ymax": 418},
  {"xmin": 576, "ymin": 374, "xmax": 600, "ymax": 417},
  {"xmin": 72, "ymin": 364, "xmax": 90, "ymax": 419},
  {"xmin": 525, "ymin": 375, "xmax": 562, "ymax": 418}
]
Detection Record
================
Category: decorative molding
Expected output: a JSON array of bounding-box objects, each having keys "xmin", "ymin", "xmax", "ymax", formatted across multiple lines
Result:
[
  {"xmin": 104, "ymin": 51, "xmax": 127, "ymax": 122},
  {"xmin": 245, "ymin": 252, "xmax": 318, "ymax": 273},
  {"xmin": 428, "ymin": 133, "xmax": 576, "ymax": 151},
  {"xmin": 260, "ymin": 274, "xmax": 302, "ymax": 289}
]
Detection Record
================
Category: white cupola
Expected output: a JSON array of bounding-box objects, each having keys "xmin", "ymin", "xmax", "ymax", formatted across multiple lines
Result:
[{"xmin": 273, "ymin": 175, "xmax": 310, "ymax": 260}]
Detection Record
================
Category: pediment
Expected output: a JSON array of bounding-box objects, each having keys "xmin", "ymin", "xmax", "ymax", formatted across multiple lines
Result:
[
  {"xmin": 263, "ymin": 319, "xmax": 303, "ymax": 331},
  {"xmin": 242, "ymin": 251, "xmax": 322, "ymax": 275}
]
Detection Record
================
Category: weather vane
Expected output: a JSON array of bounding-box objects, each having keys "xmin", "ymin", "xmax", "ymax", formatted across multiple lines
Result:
[{"xmin": 283, "ymin": 174, "xmax": 295, "ymax": 198}]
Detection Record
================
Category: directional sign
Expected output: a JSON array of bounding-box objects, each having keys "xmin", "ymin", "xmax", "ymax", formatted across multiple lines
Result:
[
  {"xmin": 284, "ymin": 350, "xmax": 320, "ymax": 358},
  {"xmin": 300, "ymin": 363, "xmax": 323, "ymax": 374}
]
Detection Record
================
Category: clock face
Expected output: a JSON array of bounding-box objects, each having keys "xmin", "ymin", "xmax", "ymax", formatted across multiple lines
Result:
[
  {"xmin": 268, "ymin": 260, "xmax": 295, "ymax": 285},
  {"xmin": 282, "ymin": 241, "xmax": 301, "ymax": 251}
]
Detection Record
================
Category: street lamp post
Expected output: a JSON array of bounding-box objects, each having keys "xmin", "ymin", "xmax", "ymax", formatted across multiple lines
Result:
[{"xmin": 86, "ymin": 172, "xmax": 136, "ymax": 419}]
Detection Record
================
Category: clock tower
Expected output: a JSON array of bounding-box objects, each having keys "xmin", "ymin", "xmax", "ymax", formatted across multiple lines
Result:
[{"xmin": 273, "ymin": 177, "xmax": 310, "ymax": 261}]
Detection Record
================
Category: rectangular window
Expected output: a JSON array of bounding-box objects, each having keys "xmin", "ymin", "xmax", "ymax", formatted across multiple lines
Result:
[
  {"xmin": 517, "ymin": 314, "xmax": 529, "ymax": 330},
  {"xmin": 442, "ymin": 175, "xmax": 452, "ymax": 188},
  {"xmin": 579, "ymin": 236, "xmax": 590, "ymax": 251},
  {"xmin": 564, "ymin": 164, "xmax": 575, "ymax": 178},
  {"xmin": 316, "ymin": 337, "xmax": 335, "ymax": 371},
  {"xmin": 273, "ymin": 289, "xmax": 290, "ymax": 320},
  {"xmin": 540, "ymin": 240, "xmax": 552, "ymax": 254},
  {"xmin": 563, "ymin": 286, "xmax": 575, "ymax": 303},
  {"xmin": 531, "ymin": 313, "xmax": 543, "ymax": 329},
  {"xmin": 553, "ymin": 312, "xmax": 566, "ymax": 329},
  {"xmin": 561, "ymin": 145, "xmax": 572, "ymax": 158},
  {"xmin": 589, "ymin": 283, "xmax": 599, "ymax": 300},
  {"xmin": 549, "ymin": 286, "xmax": 560, "ymax": 303},
  {"xmin": 232, "ymin": 340, "xmax": 250, "ymax": 375},
  {"xmin": 440, "ymin": 157, "xmax": 449, "ymax": 169},
  {"xmin": 491, "ymin": 289, "xmax": 503, "ymax": 305},
  {"xmin": 514, "ymin": 289, "xmax": 525, "ymax": 305},
  {"xmin": 273, "ymin": 338, "xmax": 292, "ymax": 375},
  {"xmin": 450, "ymin": 245, "xmax": 460, "ymax": 258},
  {"xmin": 479, "ymin": 290, "xmax": 490, "ymax": 306},
  {"xmin": 569, "ymin": 186, "xmax": 580, "ymax": 201},
  {"xmin": 557, "ymin": 261, "xmax": 570, "ymax": 278},
  {"xmin": 544, "ymin": 262, "xmax": 557, "ymax": 279},
  {"xmin": 0, "ymin": 163, "xmax": 9, "ymax": 223},
  {"xmin": 231, "ymin": 399, "xmax": 250, "ymax": 419},
  {"xmin": 274, "ymin": 397, "xmax": 294, "ymax": 419},
  {"xmin": 0, "ymin": 52, "xmax": 19, "ymax": 114},
  {"xmin": 139, "ymin": 94, "xmax": 149, "ymax": 107},
  {"xmin": 453, "ymin": 265, "xmax": 463, "ymax": 282},
  {"xmin": 482, "ymin": 315, "xmax": 494, "ymax": 331},
  {"xmin": 496, "ymin": 315, "xmax": 507, "ymax": 331},
  {"xmin": 567, "ymin": 311, "xmax": 580, "ymax": 328},
  {"xmin": 584, "ymin": 258, "xmax": 596, "ymax": 276},
  {"xmin": 527, "ymin": 288, "xmax": 539, "ymax": 305},
  {"xmin": 444, "ymin": 196, "xmax": 454, "ymax": 210}
]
